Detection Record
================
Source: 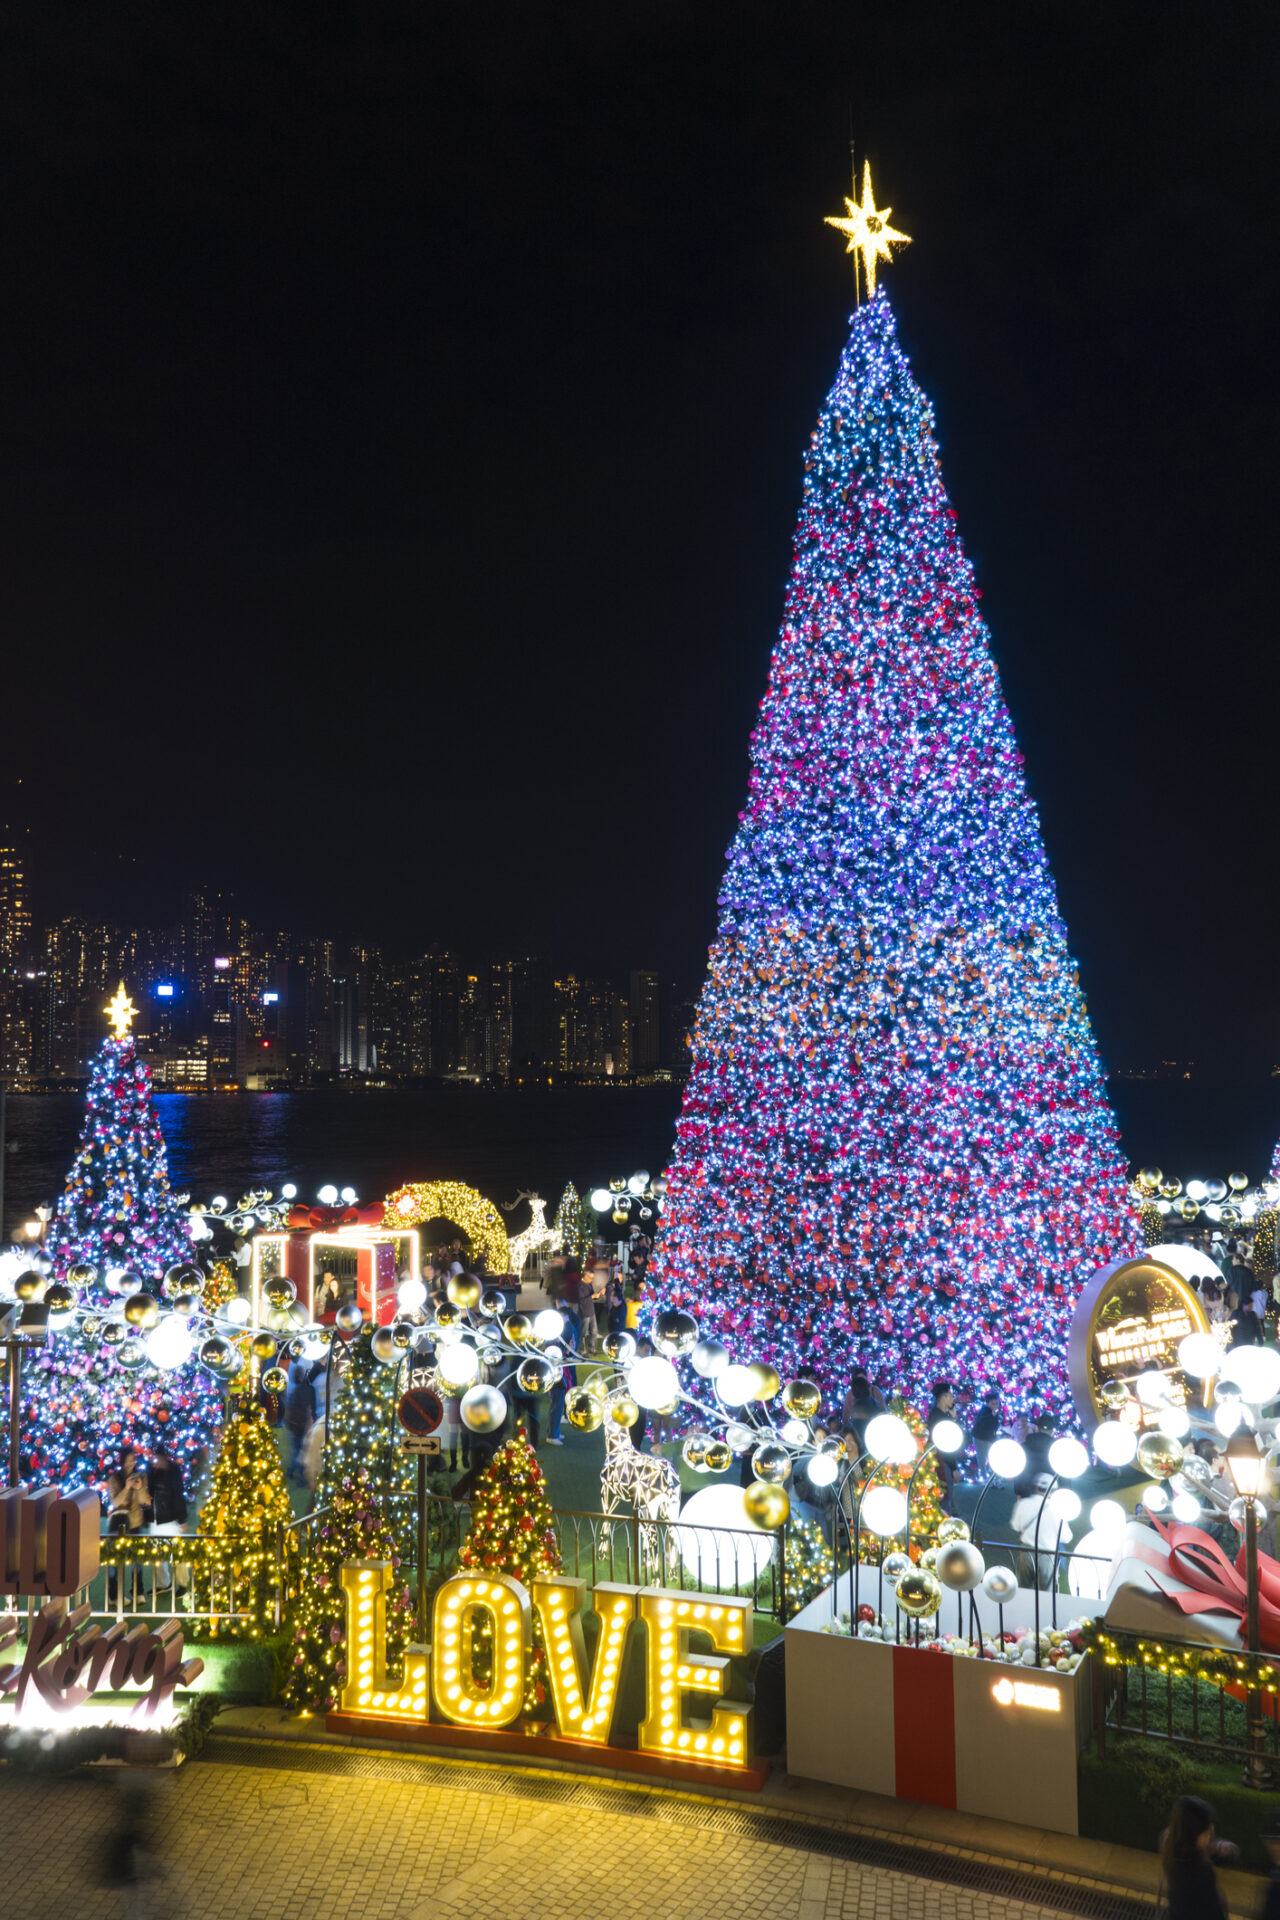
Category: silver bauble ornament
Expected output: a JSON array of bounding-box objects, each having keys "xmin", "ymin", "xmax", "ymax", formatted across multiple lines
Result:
[
  {"xmin": 935, "ymin": 1540, "xmax": 986, "ymax": 1592},
  {"xmin": 981, "ymin": 1565, "xmax": 1019, "ymax": 1604}
]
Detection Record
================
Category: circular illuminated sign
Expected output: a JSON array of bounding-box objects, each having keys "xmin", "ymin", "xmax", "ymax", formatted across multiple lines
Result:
[{"xmin": 1068, "ymin": 1254, "xmax": 1212, "ymax": 1427}]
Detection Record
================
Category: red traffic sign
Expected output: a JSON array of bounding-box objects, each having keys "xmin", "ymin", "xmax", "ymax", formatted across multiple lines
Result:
[{"xmin": 398, "ymin": 1385, "xmax": 444, "ymax": 1437}]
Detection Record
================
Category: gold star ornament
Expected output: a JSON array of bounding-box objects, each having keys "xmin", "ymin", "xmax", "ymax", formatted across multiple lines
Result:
[
  {"xmin": 825, "ymin": 159, "xmax": 911, "ymax": 299},
  {"xmin": 105, "ymin": 980, "xmax": 137, "ymax": 1039}
]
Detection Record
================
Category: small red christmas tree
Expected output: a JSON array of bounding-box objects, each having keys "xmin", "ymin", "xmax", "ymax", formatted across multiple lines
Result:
[{"xmin": 458, "ymin": 1429, "xmax": 561, "ymax": 1714}]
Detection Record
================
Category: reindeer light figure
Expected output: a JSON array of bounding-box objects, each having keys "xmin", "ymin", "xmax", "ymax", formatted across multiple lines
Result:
[
  {"xmin": 600, "ymin": 1411, "xmax": 681, "ymax": 1571},
  {"xmin": 502, "ymin": 1191, "xmax": 558, "ymax": 1281}
]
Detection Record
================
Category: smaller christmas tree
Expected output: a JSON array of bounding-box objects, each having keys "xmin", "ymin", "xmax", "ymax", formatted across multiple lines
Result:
[
  {"xmin": 554, "ymin": 1183, "xmax": 590, "ymax": 1262},
  {"xmin": 852, "ymin": 1400, "xmax": 944, "ymax": 1565},
  {"xmin": 458, "ymin": 1429, "xmax": 561, "ymax": 1714},
  {"xmin": 324, "ymin": 1328, "xmax": 413, "ymax": 1510},
  {"xmin": 784, "ymin": 1516, "xmax": 835, "ymax": 1620},
  {"xmin": 45, "ymin": 985, "xmax": 193, "ymax": 1288},
  {"xmin": 201, "ymin": 1258, "xmax": 239, "ymax": 1311},
  {"xmin": 193, "ymin": 1403, "xmax": 294, "ymax": 1639},
  {"xmin": 284, "ymin": 1468, "xmax": 413, "ymax": 1713}
]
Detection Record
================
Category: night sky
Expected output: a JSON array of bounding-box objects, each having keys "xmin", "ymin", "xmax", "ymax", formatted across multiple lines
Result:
[{"xmin": 2, "ymin": 4, "xmax": 1277, "ymax": 1074}]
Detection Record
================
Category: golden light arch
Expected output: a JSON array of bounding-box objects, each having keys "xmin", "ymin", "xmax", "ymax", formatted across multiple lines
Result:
[{"xmin": 383, "ymin": 1182, "xmax": 511, "ymax": 1275}]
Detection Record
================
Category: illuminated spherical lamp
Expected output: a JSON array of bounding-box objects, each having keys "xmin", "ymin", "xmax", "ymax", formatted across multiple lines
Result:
[
  {"xmin": 860, "ymin": 1485, "xmax": 907, "ymax": 1537},
  {"xmin": 714, "ymin": 1364, "xmax": 756, "ymax": 1409},
  {"xmin": 1046, "ymin": 1487, "xmax": 1081, "ymax": 1522},
  {"xmin": 1092, "ymin": 1421, "xmax": 1138, "ymax": 1468},
  {"xmin": 1048, "ymin": 1436, "xmax": 1089, "ymax": 1480},
  {"xmin": 144, "ymin": 1316, "xmax": 194, "ymax": 1372},
  {"xmin": 987, "ymin": 1438, "xmax": 1026, "ymax": 1481},
  {"xmin": 674, "ymin": 1485, "xmax": 775, "ymax": 1582},
  {"xmin": 864, "ymin": 1413, "xmax": 916, "ymax": 1466},
  {"xmin": 590, "ymin": 1189, "xmax": 613, "ymax": 1212},
  {"xmin": 628, "ymin": 1355, "xmax": 681, "ymax": 1413},
  {"xmin": 931, "ymin": 1419, "xmax": 965, "ymax": 1456},
  {"xmin": 1089, "ymin": 1498, "xmax": 1127, "ymax": 1536},
  {"xmin": 439, "ymin": 1342, "xmax": 481, "ymax": 1391},
  {"xmin": 397, "ymin": 1278, "xmax": 428, "ymax": 1311},
  {"xmin": 1067, "ymin": 1529, "xmax": 1119, "ymax": 1600},
  {"xmin": 806, "ymin": 1451, "xmax": 840, "ymax": 1488},
  {"xmin": 223, "ymin": 1296, "xmax": 252, "ymax": 1326},
  {"xmin": 534, "ymin": 1309, "xmax": 565, "ymax": 1343},
  {"xmin": 1219, "ymin": 1346, "xmax": 1280, "ymax": 1406}
]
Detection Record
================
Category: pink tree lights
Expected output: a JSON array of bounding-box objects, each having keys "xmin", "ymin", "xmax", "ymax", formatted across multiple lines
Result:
[{"xmin": 645, "ymin": 292, "xmax": 1135, "ymax": 1429}]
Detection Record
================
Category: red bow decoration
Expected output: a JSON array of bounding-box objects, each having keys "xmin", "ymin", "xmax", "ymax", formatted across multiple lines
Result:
[
  {"xmin": 1138, "ymin": 1517, "xmax": 1280, "ymax": 1654},
  {"xmin": 286, "ymin": 1202, "xmax": 386, "ymax": 1233}
]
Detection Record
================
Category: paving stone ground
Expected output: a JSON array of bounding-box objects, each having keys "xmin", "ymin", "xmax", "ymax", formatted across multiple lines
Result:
[{"xmin": 0, "ymin": 1752, "xmax": 1086, "ymax": 1920}]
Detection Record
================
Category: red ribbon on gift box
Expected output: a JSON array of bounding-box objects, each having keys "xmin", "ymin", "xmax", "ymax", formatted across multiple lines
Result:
[
  {"xmin": 286, "ymin": 1202, "xmax": 386, "ymax": 1232},
  {"xmin": 1135, "ymin": 1517, "xmax": 1280, "ymax": 1654}
]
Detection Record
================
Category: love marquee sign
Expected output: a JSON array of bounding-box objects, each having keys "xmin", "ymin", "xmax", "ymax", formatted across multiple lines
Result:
[{"xmin": 327, "ymin": 1560, "xmax": 761, "ymax": 1785}]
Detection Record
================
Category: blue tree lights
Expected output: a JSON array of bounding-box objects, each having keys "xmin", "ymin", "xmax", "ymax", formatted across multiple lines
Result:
[{"xmin": 645, "ymin": 292, "xmax": 1135, "ymax": 1428}]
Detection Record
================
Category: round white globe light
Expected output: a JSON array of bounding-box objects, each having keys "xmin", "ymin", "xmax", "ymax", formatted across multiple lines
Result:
[
  {"xmin": 806, "ymin": 1452, "xmax": 839, "ymax": 1488},
  {"xmin": 438, "ymin": 1343, "xmax": 480, "ymax": 1389},
  {"xmin": 1220, "ymin": 1346, "xmax": 1280, "ymax": 1406},
  {"xmin": 397, "ymin": 1278, "xmax": 427, "ymax": 1311},
  {"xmin": 629, "ymin": 1355, "xmax": 681, "ymax": 1412},
  {"xmin": 281, "ymin": 1183, "xmax": 297, "ymax": 1199},
  {"xmin": 145, "ymin": 1316, "xmax": 194, "ymax": 1372},
  {"xmin": 1068, "ymin": 1528, "xmax": 1120, "ymax": 1600},
  {"xmin": 1046, "ymin": 1487, "xmax": 1081, "ymax": 1523},
  {"xmin": 1215, "ymin": 1400, "xmax": 1245, "ymax": 1438},
  {"xmin": 864, "ymin": 1413, "xmax": 916, "ymax": 1466},
  {"xmin": 1135, "ymin": 1370, "xmax": 1169, "ymax": 1407},
  {"xmin": 780, "ymin": 1418, "xmax": 808, "ymax": 1445},
  {"xmin": 1186, "ymin": 1180, "xmax": 1208, "ymax": 1203},
  {"xmin": 672, "ymin": 1485, "xmax": 774, "ymax": 1585},
  {"xmin": 1171, "ymin": 1491, "xmax": 1201, "ymax": 1523},
  {"xmin": 1090, "ymin": 1498, "xmax": 1127, "ymax": 1535},
  {"xmin": 715, "ymin": 1364, "xmax": 757, "ymax": 1409},
  {"xmin": 1141, "ymin": 1483, "xmax": 1170, "ymax": 1513},
  {"xmin": 1092, "ymin": 1420, "xmax": 1138, "ymax": 1467},
  {"xmin": 860, "ymin": 1485, "xmax": 908, "ymax": 1537},
  {"xmin": 1158, "ymin": 1405, "xmax": 1191, "ymax": 1439},
  {"xmin": 627, "ymin": 1172, "xmax": 649, "ymax": 1195},
  {"xmin": 340, "ymin": 1186, "xmax": 357, "ymax": 1205},
  {"xmin": 1048, "ymin": 1437, "xmax": 1089, "ymax": 1480},
  {"xmin": 931, "ymin": 1419, "xmax": 965, "ymax": 1456},
  {"xmin": 987, "ymin": 1438, "xmax": 1026, "ymax": 1481},
  {"xmin": 590, "ymin": 1189, "xmax": 613, "ymax": 1213},
  {"xmin": 318, "ymin": 1185, "xmax": 338, "ymax": 1205},
  {"xmin": 534, "ymin": 1309, "xmax": 565, "ymax": 1342},
  {"xmin": 222, "ymin": 1297, "xmax": 251, "ymax": 1326}
]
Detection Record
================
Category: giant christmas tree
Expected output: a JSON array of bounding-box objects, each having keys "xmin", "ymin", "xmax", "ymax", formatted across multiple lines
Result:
[
  {"xmin": 45, "ymin": 984, "xmax": 193, "ymax": 1285},
  {"xmin": 646, "ymin": 213, "xmax": 1134, "ymax": 1429}
]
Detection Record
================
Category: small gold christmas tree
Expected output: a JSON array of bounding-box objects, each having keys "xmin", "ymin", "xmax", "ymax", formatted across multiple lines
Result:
[
  {"xmin": 458, "ymin": 1428, "xmax": 561, "ymax": 1714},
  {"xmin": 194, "ymin": 1402, "xmax": 294, "ymax": 1639}
]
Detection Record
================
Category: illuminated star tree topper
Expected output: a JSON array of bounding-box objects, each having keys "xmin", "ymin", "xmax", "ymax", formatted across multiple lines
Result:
[
  {"xmin": 824, "ymin": 157, "xmax": 911, "ymax": 300},
  {"xmin": 105, "ymin": 980, "xmax": 137, "ymax": 1038}
]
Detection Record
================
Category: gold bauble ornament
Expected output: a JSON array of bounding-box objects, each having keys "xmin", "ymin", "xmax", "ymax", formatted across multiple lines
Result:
[
  {"xmin": 504, "ymin": 1313, "xmax": 533, "ymax": 1346},
  {"xmin": 1136, "ymin": 1431, "xmax": 1184, "ymax": 1480},
  {"xmin": 894, "ymin": 1567, "xmax": 943, "ymax": 1618},
  {"xmin": 43, "ymin": 1283, "xmax": 76, "ymax": 1314},
  {"xmin": 781, "ymin": 1377, "xmax": 822, "ymax": 1419},
  {"xmin": 920, "ymin": 1545, "xmax": 941, "ymax": 1572},
  {"xmin": 447, "ymin": 1273, "xmax": 481, "ymax": 1310},
  {"xmin": 265, "ymin": 1306, "xmax": 294, "ymax": 1333},
  {"xmin": 123, "ymin": 1291, "xmax": 159, "ymax": 1328},
  {"xmin": 609, "ymin": 1394, "xmax": 640, "ymax": 1428},
  {"xmin": 743, "ymin": 1481, "xmax": 789, "ymax": 1529},
  {"xmin": 261, "ymin": 1366, "xmax": 288, "ymax": 1394},
  {"xmin": 748, "ymin": 1362, "xmax": 781, "ymax": 1402},
  {"xmin": 1099, "ymin": 1379, "xmax": 1130, "ymax": 1411},
  {"xmin": 14, "ymin": 1271, "xmax": 45, "ymax": 1303},
  {"xmin": 391, "ymin": 1318, "xmax": 415, "ymax": 1349},
  {"xmin": 565, "ymin": 1388, "xmax": 604, "ymax": 1433},
  {"xmin": 936, "ymin": 1516, "xmax": 971, "ymax": 1546},
  {"xmin": 263, "ymin": 1276, "xmax": 296, "ymax": 1310},
  {"xmin": 703, "ymin": 1439, "xmax": 733, "ymax": 1473},
  {"xmin": 250, "ymin": 1330, "xmax": 278, "ymax": 1361},
  {"xmin": 435, "ymin": 1301, "xmax": 461, "ymax": 1329}
]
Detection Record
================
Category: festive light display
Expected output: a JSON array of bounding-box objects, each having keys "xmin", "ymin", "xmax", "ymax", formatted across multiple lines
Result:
[
  {"xmin": 824, "ymin": 160, "xmax": 912, "ymax": 298},
  {"xmin": 637, "ymin": 1589, "xmax": 750, "ymax": 1764},
  {"xmin": 503, "ymin": 1192, "xmax": 557, "ymax": 1280},
  {"xmin": 554, "ymin": 1183, "xmax": 591, "ymax": 1262},
  {"xmin": 286, "ymin": 1471, "xmax": 414, "ymax": 1713},
  {"xmin": 8, "ymin": 1318, "xmax": 222, "ymax": 1501},
  {"xmin": 383, "ymin": 1182, "xmax": 510, "ymax": 1273},
  {"xmin": 643, "ymin": 290, "xmax": 1135, "ymax": 1427},
  {"xmin": 457, "ymin": 1429, "xmax": 561, "ymax": 1714},
  {"xmin": 323, "ymin": 1328, "xmax": 415, "ymax": 1512},
  {"xmin": 201, "ymin": 1259, "xmax": 239, "ymax": 1311},
  {"xmin": 531, "ymin": 1576, "xmax": 636, "ymax": 1745},
  {"xmin": 45, "ymin": 1008, "xmax": 194, "ymax": 1285},
  {"xmin": 193, "ymin": 1404, "xmax": 295, "ymax": 1640},
  {"xmin": 852, "ymin": 1401, "xmax": 944, "ymax": 1563},
  {"xmin": 784, "ymin": 1517, "xmax": 836, "ymax": 1619}
]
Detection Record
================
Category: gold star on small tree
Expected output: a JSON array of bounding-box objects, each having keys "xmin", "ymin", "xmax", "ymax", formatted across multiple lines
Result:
[
  {"xmin": 104, "ymin": 981, "xmax": 136, "ymax": 1038},
  {"xmin": 825, "ymin": 159, "xmax": 911, "ymax": 300}
]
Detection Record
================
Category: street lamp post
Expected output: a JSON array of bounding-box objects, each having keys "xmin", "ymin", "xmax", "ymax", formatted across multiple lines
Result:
[{"xmin": 1226, "ymin": 1429, "xmax": 1274, "ymax": 1790}]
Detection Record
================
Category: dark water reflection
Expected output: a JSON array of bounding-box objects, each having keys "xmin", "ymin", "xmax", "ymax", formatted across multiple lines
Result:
[{"xmin": 0, "ymin": 1077, "xmax": 1276, "ymax": 1234}]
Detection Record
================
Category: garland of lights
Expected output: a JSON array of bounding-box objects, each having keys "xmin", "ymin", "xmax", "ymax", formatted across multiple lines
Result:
[
  {"xmin": 383, "ymin": 1182, "xmax": 510, "ymax": 1273},
  {"xmin": 637, "ymin": 289, "xmax": 1136, "ymax": 1430}
]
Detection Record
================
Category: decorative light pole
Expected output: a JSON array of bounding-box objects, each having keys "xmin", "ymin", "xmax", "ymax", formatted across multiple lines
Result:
[{"xmin": 1225, "ymin": 1429, "xmax": 1274, "ymax": 1790}]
